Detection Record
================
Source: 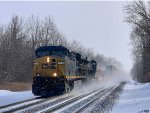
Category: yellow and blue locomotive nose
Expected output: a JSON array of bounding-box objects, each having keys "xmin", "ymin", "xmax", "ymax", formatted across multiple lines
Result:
[{"xmin": 32, "ymin": 56, "xmax": 66, "ymax": 96}]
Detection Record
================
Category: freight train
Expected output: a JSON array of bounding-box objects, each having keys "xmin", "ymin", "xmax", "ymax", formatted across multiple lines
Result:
[
  {"xmin": 32, "ymin": 46, "xmax": 97, "ymax": 96},
  {"xmin": 105, "ymin": 65, "xmax": 121, "ymax": 76}
]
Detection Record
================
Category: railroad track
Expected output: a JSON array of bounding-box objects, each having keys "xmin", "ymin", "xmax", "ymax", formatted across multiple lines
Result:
[
  {"xmin": 14, "ymin": 87, "xmax": 106, "ymax": 113},
  {"xmin": 38, "ymin": 87, "xmax": 107, "ymax": 113},
  {"xmin": 0, "ymin": 93, "xmax": 73, "ymax": 113},
  {"xmin": 75, "ymin": 84, "xmax": 120, "ymax": 113},
  {"xmin": 0, "ymin": 97, "xmax": 44, "ymax": 113},
  {"xmin": 38, "ymin": 84, "xmax": 120, "ymax": 113},
  {"xmin": 0, "ymin": 83, "xmax": 121, "ymax": 113}
]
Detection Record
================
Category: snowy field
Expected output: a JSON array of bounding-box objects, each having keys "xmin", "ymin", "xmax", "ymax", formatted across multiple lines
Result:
[
  {"xmin": 111, "ymin": 81, "xmax": 150, "ymax": 113},
  {"xmin": 0, "ymin": 90, "xmax": 36, "ymax": 106}
]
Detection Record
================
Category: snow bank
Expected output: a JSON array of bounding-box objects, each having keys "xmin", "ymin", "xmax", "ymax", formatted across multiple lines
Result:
[
  {"xmin": 111, "ymin": 81, "xmax": 150, "ymax": 113},
  {"xmin": 0, "ymin": 90, "xmax": 36, "ymax": 106}
]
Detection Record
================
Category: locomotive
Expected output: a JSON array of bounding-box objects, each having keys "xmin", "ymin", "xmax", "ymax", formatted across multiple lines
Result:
[{"xmin": 32, "ymin": 45, "xmax": 97, "ymax": 96}]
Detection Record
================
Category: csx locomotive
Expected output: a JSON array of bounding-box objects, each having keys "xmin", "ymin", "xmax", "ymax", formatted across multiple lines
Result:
[{"xmin": 32, "ymin": 46, "xmax": 97, "ymax": 96}]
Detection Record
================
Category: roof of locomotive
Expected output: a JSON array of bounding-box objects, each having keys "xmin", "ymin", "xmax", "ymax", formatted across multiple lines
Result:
[
  {"xmin": 35, "ymin": 46, "xmax": 97, "ymax": 64},
  {"xmin": 35, "ymin": 45, "xmax": 69, "ymax": 53}
]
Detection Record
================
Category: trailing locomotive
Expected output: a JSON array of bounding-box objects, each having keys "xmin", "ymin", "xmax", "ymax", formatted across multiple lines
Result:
[{"xmin": 32, "ymin": 45, "xmax": 97, "ymax": 96}]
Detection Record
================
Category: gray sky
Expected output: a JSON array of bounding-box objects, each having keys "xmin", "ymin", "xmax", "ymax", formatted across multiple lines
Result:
[{"xmin": 0, "ymin": 1, "xmax": 132, "ymax": 72}]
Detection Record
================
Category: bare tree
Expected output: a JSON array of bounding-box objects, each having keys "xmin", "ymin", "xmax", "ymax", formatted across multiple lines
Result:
[
  {"xmin": 0, "ymin": 14, "xmax": 122, "ymax": 87},
  {"xmin": 124, "ymin": 1, "xmax": 150, "ymax": 82}
]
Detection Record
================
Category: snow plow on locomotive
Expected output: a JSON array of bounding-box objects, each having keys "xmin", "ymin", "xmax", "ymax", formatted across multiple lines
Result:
[{"xmin": 32, "ymin": 46, "xmax": 97, "ymax": 96}]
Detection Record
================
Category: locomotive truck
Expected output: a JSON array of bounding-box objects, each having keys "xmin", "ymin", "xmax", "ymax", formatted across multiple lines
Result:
[{"xmin": 32, "ymin": 46, "xmax": 97, "ymax": 96}]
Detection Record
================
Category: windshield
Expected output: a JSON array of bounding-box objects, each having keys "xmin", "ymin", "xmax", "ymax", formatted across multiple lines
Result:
[{"xmin": 36, "ymin": 50, "xmax": 67, "ymax": 58}]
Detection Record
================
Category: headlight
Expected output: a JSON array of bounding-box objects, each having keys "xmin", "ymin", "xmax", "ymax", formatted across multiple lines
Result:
[
  {"xmin": 36, "ymin": 73, "xmax": 40, "ymax": 76},
  {"xmin": 47, "ymin": 57, "xmax": 50, "ymax": 63},
  {"xmin": 53, "ymin": 73, "xmax": 57, "ymax": 77}
]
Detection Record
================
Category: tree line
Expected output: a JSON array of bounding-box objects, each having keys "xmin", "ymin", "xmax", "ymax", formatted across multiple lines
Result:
[
  {"xmin": 0, "ymin": 15, "xmax": 122, "ymax": 85},
  {"xmin": 124, "ymin": 1, "xmax": 150, "ymax": 82}
]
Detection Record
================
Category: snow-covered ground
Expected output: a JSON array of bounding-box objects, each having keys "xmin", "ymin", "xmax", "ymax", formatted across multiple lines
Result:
[
  {"xmin": 1, "ymin": 79, "xmax": 150, "ymax": 113},
  {"xmin": 111, "ymin": 81, "xmax": 150, "ymax": 113},
  {"xmin": 0, "ymin": 90, "xmax": 36, "ymax": 106}
]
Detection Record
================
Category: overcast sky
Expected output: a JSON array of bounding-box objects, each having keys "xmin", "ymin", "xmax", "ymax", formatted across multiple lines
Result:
[{"xmin": 0, "ymin": 1, "xmax": 132, "ymax": 72}]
